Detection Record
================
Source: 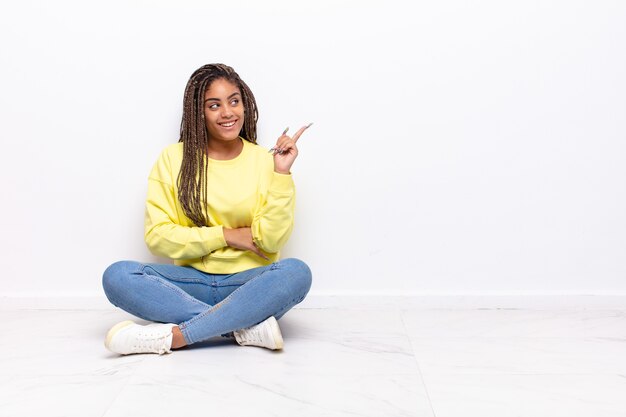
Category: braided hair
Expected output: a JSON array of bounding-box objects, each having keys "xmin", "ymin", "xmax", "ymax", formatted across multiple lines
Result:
[{"xmin": 177, "ymin": 63, "xmax": 258, "ymax": 227}]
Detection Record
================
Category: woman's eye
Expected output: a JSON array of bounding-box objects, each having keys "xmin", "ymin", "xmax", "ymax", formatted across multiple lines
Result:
[
  {"xmin": 231, "ymin": 99, "xmax": 239, "ymax": 106},
  {"xmin": 208, "ymin": 103, "xmax": 218, "ymax": 109}
]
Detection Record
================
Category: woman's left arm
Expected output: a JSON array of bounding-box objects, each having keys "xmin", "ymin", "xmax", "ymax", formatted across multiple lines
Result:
[
  {"xmin": 251, "ymin": 172, "xmax": 296, "ymax": 254},
  {"xmin": 251, "ymin": 124, "xmax": 310, "ymax": 253}
]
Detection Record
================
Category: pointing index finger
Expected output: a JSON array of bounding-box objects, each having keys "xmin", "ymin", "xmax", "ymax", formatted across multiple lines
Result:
[{"xmin": 292, "ymin": 123, "xmax": 313, "ymax": 143}]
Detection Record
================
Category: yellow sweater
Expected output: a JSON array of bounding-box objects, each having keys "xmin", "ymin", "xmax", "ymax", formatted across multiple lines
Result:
[{"xmin": 144, "ymin": 138, "xmax": 295, "ymax": 274}]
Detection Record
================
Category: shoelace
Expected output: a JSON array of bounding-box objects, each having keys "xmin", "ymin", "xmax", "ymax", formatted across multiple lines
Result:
[
  {"xmin": 238, "ymin": 333, "xmax": 258, "ymax": 344},
  {"xmin": 132, "ymin": 329, "xmax": 171, "ymax": 353},
  {"xmin": 238, "ymin": 327, "xmax": 263, "ymax": 344}
]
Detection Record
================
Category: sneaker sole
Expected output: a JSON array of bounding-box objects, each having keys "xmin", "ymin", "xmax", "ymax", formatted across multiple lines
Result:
[
  {"xmin": 267, "ymin": 316, "xmax": 284, "ymax": 350},
  {"xmin": 104, "ymin": 320, "xmax": 135, "ymax": 351}
]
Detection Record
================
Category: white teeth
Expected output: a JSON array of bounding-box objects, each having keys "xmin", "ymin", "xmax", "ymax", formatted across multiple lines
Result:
[{"xmin": 220, "ymin": 121, "xmax": 236, "ymax": 127}]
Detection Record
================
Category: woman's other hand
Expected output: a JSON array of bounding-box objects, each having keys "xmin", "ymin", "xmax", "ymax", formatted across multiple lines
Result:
[
  {"xmin": 223, "ymin": 227, "xmax": 269, "ymax": 260},
  {"xmin": 271, "ymin": 123, "xmax": 312, "ymax": 174}
]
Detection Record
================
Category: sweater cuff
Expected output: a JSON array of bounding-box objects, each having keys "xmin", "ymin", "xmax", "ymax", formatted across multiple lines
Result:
[
  {"xmin": 270, "ymin": 172, "xmax": 295, "ymax": 194},
  {"xmin": 201, "ymin": 224, "xmax": 227, "ymax": 253}
]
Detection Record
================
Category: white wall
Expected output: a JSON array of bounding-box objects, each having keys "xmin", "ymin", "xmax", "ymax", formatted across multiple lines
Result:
[{"xmin": 1, "ymin": 0, "xmax": 624, "ymax": 297}]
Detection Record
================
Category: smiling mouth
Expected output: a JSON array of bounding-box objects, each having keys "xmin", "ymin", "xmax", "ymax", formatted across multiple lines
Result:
[{"xmin": 218, "ymin": 120, "xmax": 238, "ymax": 128}]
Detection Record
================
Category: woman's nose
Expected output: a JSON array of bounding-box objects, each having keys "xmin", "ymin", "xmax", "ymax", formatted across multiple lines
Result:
[{"xmin": 221, "ymin": 106, "xmax": 234, "ymax": 118}]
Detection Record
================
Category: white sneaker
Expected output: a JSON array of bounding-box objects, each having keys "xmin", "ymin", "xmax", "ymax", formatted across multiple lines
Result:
[
  {"xmin": 233, "ymin": 316, "xmax": 284, "ymax": 350},
  {"xmin": 105, "ymin": 320, "xmax": 177, "ymax": 355}
]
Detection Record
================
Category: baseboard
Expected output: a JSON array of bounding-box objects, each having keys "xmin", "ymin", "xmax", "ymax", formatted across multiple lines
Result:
[{"xmin": 1, "ymin": 292, "xmax": 625, "ymax": 310}]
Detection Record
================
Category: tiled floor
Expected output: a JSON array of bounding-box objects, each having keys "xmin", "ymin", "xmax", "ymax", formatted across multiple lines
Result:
[{"xmin": 1, "ymin": 307, "xmax": 625, "ymax": 416}]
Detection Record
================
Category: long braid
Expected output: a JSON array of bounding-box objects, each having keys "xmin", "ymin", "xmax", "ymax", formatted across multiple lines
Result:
[{"xmin": 177, "ymin": 64, "xmax": 258, "ymax": 227}]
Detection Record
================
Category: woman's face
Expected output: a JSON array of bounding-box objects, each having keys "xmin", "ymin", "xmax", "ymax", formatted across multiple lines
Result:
[{"xmin": 203, "ymin": 78, "xmax": 245, "ymax": 142}]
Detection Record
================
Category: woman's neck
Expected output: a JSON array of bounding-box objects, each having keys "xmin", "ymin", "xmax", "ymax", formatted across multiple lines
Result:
[{"xmin": 207, "ymin": 137, "xmax": 244, "ymax": 160}]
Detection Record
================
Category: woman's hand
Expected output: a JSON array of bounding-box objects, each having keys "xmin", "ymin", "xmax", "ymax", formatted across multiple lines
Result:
[
  {"xmin": 223, "ymin": 227, "xmax": 269, "ymax": 260},
  {"xmin": 271, "ymin": 123, "xmax": 312, "ymax": 174}
]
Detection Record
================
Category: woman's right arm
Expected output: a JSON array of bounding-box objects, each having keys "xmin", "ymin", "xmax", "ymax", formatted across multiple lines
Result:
[
  {"xmin": 223, "ymin": 227, "xmax": 269, "ymax": 260},
  {"xmin": 144, "ymin": 177, "xmax": 228, "ymax": 260}
]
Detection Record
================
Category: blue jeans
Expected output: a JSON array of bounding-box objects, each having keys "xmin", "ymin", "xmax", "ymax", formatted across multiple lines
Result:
[{"xmin": 102, "ymin": 258, "xmax": 312, "ymax": 345}]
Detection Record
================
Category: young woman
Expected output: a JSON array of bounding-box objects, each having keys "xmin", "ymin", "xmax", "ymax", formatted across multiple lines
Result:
[{"xmin": 101, "ymin": 63, "xmax": 312, "ymax": 355}]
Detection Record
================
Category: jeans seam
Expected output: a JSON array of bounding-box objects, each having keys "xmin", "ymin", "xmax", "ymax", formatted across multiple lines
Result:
[
  {"xmin": 107, "ymin": 294, "xmax": 152, "ymax": 322},
  {"xmin": 210, "ymin": 268, "xmax": 269, "ymax": 288},
  {"xmin": 143, "ymin": 265, "xmax": 208, "ymax": 284},
  {"xmin": 180, "ymin": 267, "xmax": 273, "ymax": 329},
  {"xmin": 274, "ymin": 293, "xmax": 307, "ymax": 319},
  {"xmin": 139, "ymin": 273, "xmax": 209, "ymax": 308}
]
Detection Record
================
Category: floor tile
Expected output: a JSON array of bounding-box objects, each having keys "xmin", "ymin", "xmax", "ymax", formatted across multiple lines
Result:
[
  {"xmin": 423, "ymin": 373, "xmax": 626, "ymax": 417},
  {"xmin": 401, "ymin": 309, "xmax": 626, "ymax": 338},
  {"xmin": 279, "ymin": 308, "xmax": 408, "ymax": 339},
  {"xmin": 2, "ymin": 306, "xmax": 625, "ymax": 416},
  {"xmin": 0, "ymin": 374, "xmax": 131, "ymax": 417},
  {"xmin": 134, "ymin": 333, "xmax": 420, "ymax": 376},
  {"xmin": 406, "ymin": 336, "xmax": 626, "ymax": 375},
  {"xmin": 102, "ymin": 372, "xmax": 431, "ymax": 417},
  {"xmin": 0, "ymin": 310, "xmax": 146, "ymax": 376}
]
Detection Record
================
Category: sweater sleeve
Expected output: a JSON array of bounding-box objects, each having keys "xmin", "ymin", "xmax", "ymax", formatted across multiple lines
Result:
[
  {"xmin": 143, "ymin": 148, "xmax": 227, "ymax": 260},
  {"xmin": 251, "ymin": 172, "xmax": 296, "ymax": 254}
]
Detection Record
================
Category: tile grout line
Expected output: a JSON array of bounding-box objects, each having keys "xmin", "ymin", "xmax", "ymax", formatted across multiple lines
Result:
[{"xmin": 399, "ymin": 309, "xmax": 438, "ymax": 417}]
